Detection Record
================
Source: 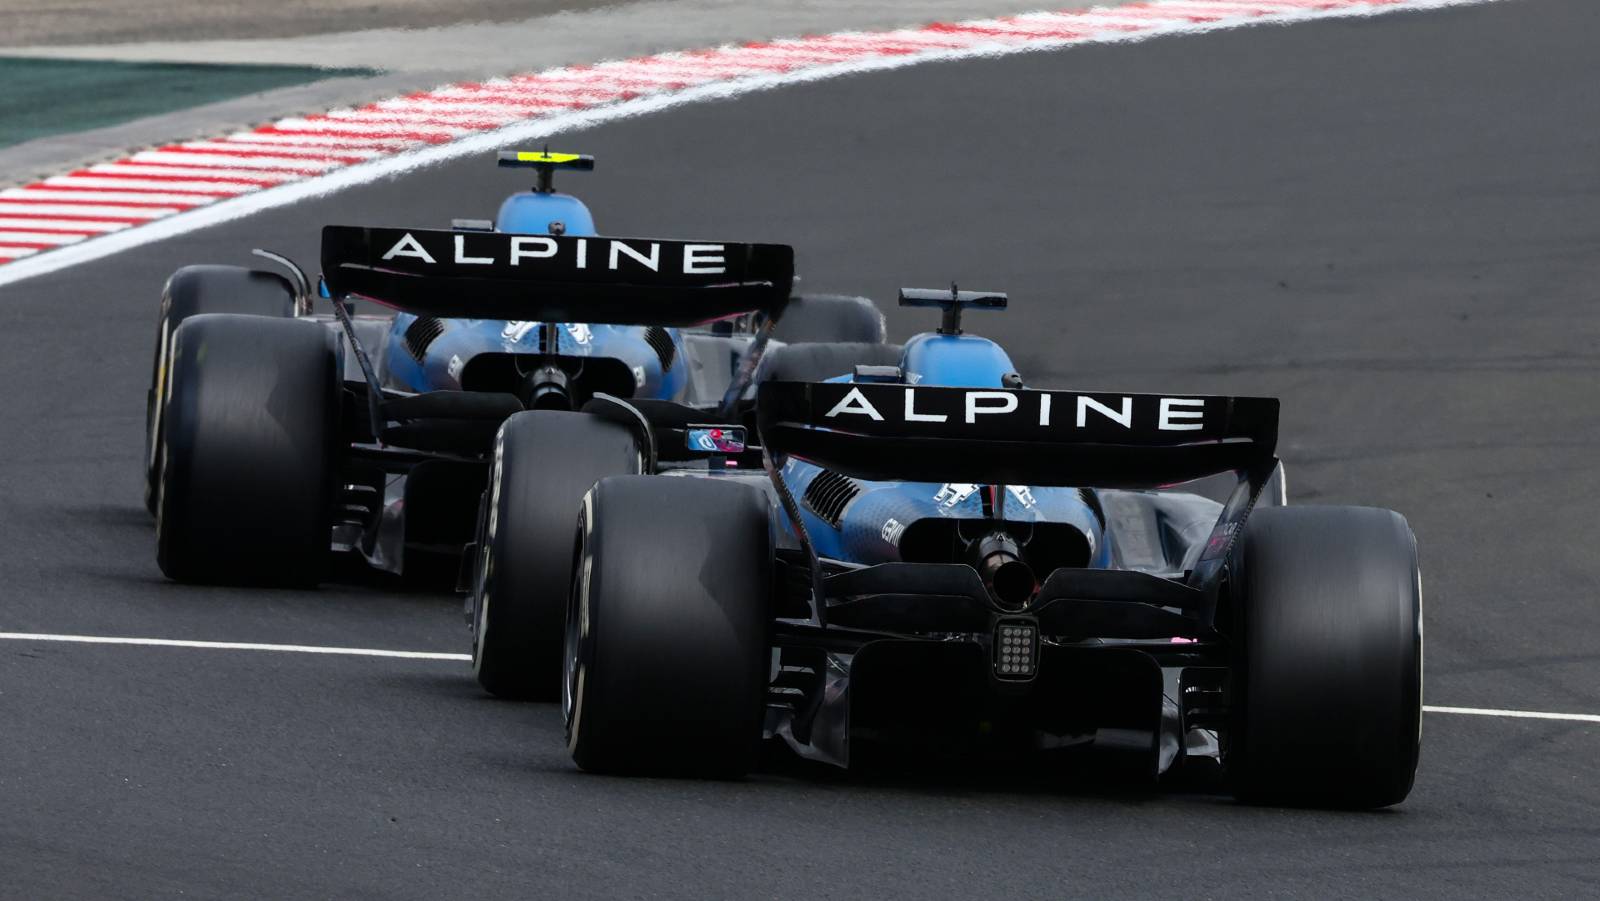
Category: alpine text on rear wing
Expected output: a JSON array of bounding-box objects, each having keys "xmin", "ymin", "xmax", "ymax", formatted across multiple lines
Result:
[
  {"xmin": 321, "ymin": 225, "xmax": 794, "ymax": 326},
  {"xmin": 756, "ymin": 380, "xmax": 1279, "ymax": 489}
]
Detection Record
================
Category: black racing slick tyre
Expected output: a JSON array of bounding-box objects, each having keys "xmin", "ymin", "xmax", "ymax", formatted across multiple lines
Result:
[
  {"xmin": 773, "ymin": 294, "xmax": 887, "ymax": 344},
  {"xmin": 1226, "ymin": 505, "xmax": 1422, "ymax": 808},
  {"xmin": 155, "ymin": 314, "xmax": 341, "ymax": 586},
  {"xmin": 145, "ymin": 266, "xmax": 296, "ymax": 515},
  {"xmin": 469, "ymin": 411, "xmax": 642, "ymax": 700},
  {"xmin": 759, "ymin": 341, "xmax": 904, "ymax": 383},
  {"xmin": 565, "ymin": 476, "xmax": 772, "ymax": 777}
]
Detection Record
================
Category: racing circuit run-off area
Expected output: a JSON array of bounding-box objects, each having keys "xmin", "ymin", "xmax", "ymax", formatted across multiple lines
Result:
[{"xmin": 1, "ymin": 0, "xmax": 1599, "ymax": 898}]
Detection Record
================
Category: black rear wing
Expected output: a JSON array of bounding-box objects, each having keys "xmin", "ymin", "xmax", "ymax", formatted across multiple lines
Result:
[
  {"xmin": 756, "ymin": 381, "xmax": 1278, "ymax": 488},
  {"xmin": 321, "ymin": 225, "xmax": 793, "ymax": 326}
]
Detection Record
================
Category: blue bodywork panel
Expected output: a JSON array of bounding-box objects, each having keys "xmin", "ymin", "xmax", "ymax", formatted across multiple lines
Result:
[
  {"xmin": 778, "ymin": 332, "xmax": 1130, "ymax": 574},
  {"xmin": 384, "ymin": 315, "xmax": 686, "ymax": 399},
  {"xmin": 377, "ymin": 189, "xmax": 686, "ymax": 403},
  {"xmin": 495, "ymin": 191, "xmax": 597, "ymax": 237},
  {"xmin": 900, "ymin": 332, "xmax": 1017, "ymax": 388}
]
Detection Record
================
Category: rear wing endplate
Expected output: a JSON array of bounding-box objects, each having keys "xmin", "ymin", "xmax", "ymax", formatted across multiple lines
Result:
[{"xmin": 321, "ymin": 225, "xmax": 793, "ymax": 326}]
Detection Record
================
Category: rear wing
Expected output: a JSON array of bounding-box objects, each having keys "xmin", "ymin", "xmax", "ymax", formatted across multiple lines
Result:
[
  {"xmin": 321, "ymin": 225, "xmax": 793, "ymax": 326},
  {"xmin": 756, "ymin": 381, "xmax": 1278, "ymax": 488}
]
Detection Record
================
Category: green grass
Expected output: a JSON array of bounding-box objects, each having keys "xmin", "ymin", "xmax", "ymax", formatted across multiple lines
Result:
[{"xmin": 0, "ymin": 56, "xmax": 375, "ymax": 149}]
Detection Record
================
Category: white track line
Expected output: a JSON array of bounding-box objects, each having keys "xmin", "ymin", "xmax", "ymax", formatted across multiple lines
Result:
[
  {"xmin": 0, "ymin": 0, "xmax": 1507, "ymax": 288},
  {"xmin": 1423, "ymin": 705, "xmax": 1600, "ymax": 725},
  {"xmin": 0, "ymin": 631, "xmax": 469, "ymax": 661},
  {"xmin": 0, "ymin": 632, "xmax": 1594, "ymax": 724}
]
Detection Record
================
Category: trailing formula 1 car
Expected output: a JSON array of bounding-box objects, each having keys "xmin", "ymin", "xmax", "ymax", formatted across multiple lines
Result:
[
  {"xmin": 143, "ymin": 152, "xmax": 886, "ymax": 625},
  {"xmin": 559, "ymin": 289, "xmax": 1424, "ymax": 808}
]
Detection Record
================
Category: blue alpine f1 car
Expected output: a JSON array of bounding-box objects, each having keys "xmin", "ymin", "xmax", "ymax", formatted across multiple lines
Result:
[
  {"xmin": 142, "ymin": 152, "xmax": 886, "ymax": 694},
  {"xmin": 550, "ymin": 289, "xmax": 1424, "ymax": 808}
]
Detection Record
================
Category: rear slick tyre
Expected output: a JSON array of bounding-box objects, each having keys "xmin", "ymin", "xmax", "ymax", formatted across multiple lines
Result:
[
  {"xmin": 469, "ymin": 410, "xmax": 642, "ymax": 700},
  {"xmin": 565, "ymin": 476, "xmax": 771, "ymax": 777},
  {"xmin": 155, "ymin": 314, "xmax": 340, "ymax": 586},
  {"xmin": 1226, "ymin": 505, "xmax": 1422, "ymax": 808}
]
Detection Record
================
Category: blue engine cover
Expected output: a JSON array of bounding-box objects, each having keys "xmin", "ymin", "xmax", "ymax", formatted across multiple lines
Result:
[
  {"xmin": 901, "ymin": 332, "xmax": 1017, "ymax": 388},
  {"xmin": 495, "ymin": 191, "xmax": 597, "ymax": 237},
  {"xmin": 378, "ymin": 190, "xmax": 687, "ymax": 403}
]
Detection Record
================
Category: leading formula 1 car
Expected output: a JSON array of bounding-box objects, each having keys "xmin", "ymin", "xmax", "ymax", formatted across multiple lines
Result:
[
  {"xmin": 142, "ymin": 152, "xmax": 885, "ymax": 612},
  {"xmin": 555, "ymin": 289, "xmax": 1423, "ymax": 808}
]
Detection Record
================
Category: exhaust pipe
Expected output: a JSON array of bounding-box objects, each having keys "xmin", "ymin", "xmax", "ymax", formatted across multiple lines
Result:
[{"xmin": 971, "ymin": 531, "xmax": 1036, "ymax": 610}]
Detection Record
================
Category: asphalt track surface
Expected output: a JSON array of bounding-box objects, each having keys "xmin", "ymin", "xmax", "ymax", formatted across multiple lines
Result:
[{"xmin": 2, "ymin": 1, "xmax": 1598, "ymax": 897}]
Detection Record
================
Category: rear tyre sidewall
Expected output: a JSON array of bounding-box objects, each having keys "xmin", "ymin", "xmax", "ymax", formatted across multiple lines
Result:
[
  {"xmin": 1227, "ymin": 505, "xmax": 1422, "ymax": 808},
  {"xmin": 566, "ymin": 476, "xmax": 772, "ymax": 777},
  {"xmin": 470, "ymin": 410, "xmax": 642, "ymax": 700},
  {"xmin": 155, "ymin": 314, "xmax": 340, "ymax": 586}
]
